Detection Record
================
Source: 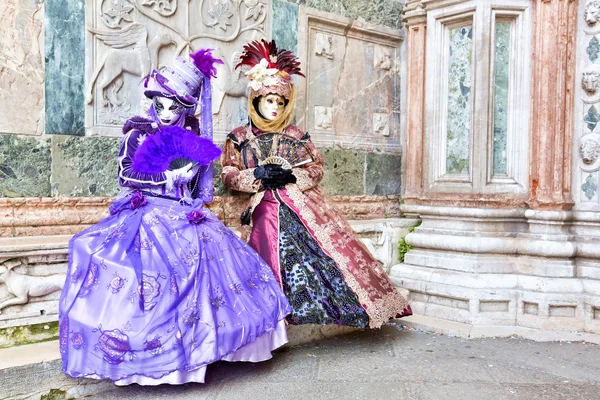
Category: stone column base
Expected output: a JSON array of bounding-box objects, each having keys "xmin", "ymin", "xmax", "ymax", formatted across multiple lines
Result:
[{"xmin": 391, "ymin": 204, "xmax": 600, "ymax": 341}]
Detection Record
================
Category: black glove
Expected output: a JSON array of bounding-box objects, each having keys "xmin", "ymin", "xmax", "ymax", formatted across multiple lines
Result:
[
  {"xmin": 262, "ymin": 169, "xmax": 297, "ymax": 190},
  {"xmin": 240, "ymin": 207, "xmax": 252, "ymax": 226},
  {"xmin": 254, "ymin": 164, "xmax": 286, "ymax": 180}
]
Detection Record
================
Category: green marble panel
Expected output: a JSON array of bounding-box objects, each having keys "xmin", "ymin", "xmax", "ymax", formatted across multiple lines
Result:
[
  {"xmin": 365, "ymin": 153, "xmax": 401, "ymax": 195},
  {"xmin": 446, "ymin": 26, "xmax": 472, "ymax": 174},
  {"xmin": 321, "ymin": 148, "xmax": 365, "ymax": 195},
  {"xmin": 492, "ymin": 22, "xmax": 510, "ymax": 175},
  {"xmin": 45, "ymin": 0, "xmax": 85, "ymax": 135},
  {"xmin": 0, "ymin": 134, "xmax": 51, "ymax": 197},
  {"xmin": 51, "ymin": 136, "xmax": 120, "ymax": 197},
  {"xmin": 273, "ymin": 0, "xmax": 299, "ymax": 54},
  {"xmin": 307, "ymin": 0, "xmax": 403, "ymax": 30}
]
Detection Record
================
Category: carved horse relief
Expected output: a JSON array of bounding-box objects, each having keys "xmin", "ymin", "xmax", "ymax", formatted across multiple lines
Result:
[
  {"xmin": 0, "ymin": 260, "xmax": 65, "ymax": 314},
  {"xmin": 87, "ymin": 22, "xmax": 175, "ymax": 107},
  {"xmin": 86, "ymin": 0, "xmax": 270, "ymax": 135},
  {"xmin": 212, "ymin": 49, "xmax": 248, "ymax": 114}
]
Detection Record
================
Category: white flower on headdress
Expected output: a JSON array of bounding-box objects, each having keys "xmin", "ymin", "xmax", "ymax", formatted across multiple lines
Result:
[{"xmin": 245, "ymin": 58, "xmax": 279, "ymax": 91}]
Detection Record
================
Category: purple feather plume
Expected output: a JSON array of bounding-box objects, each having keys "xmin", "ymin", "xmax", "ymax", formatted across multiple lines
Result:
[
  {"xmin": 131, "ymin": 126, "xmax": 222, "ymax": 174},
  {"xmin": 189, "ymin": 49, "xmax": 224, "ymax": 79}
]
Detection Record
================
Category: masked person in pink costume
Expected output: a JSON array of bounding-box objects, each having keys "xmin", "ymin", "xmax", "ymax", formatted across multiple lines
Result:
[
  {"xmin": 221, "ymin": 40, "xmax": 412, "ymax": 329},
  {"xmin": 59, "ymin": 49, "xmax": 290, "ymax": 386}
]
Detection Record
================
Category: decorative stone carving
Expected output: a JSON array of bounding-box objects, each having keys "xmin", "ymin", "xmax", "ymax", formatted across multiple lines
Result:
[
  {"xmin": 87, "ymin": 23, "xmax": 175, "ymax": 107},
  {"xmin": 86, "ymin": 0, "xmax": 271, "ymax": 138},
  {"xmin": 314, "ymin": 106, "xmax": 333, "ymax": 130},
  {"xmin": 373, "ymin": 112, "xmax": 390, "ymax": 136},
  {"xmin": 212, "ymin": 49, "xmax": 248, "ymax": 114},
  {"xmin": 582, "ymin": 64, "xmax": 600, "ymax": 103},
  {"xmin": 142, "ymin": 0, "xmax": 177, "ymax": 17},
  {"xmin": 315, "ymin": 32, "xmax": 334, "ymax": 59},
  {"xmin": 586, "ymin": 0, "xmax": 600, "ymax": 31},
  {"xmin": 582, "ymin": 174, "xmax": 598, "ymax": 200},
  {"xmin": 580, "ymin": 133, "xmax": 600, "ymax": 172},
  {"xmin": 0, "ymin": 259, "xmax": 65, "ymax": 314},
  {"xmin": 374, "ymin": 46, "xmax": 392, "ymax": 70},
  {"xmin": 0, "ymin": 0, "xmax": 45, "ymax": 135}
]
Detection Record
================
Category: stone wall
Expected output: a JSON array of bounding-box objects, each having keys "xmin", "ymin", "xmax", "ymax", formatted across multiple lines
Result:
[{"xmin": 0, "ymin": 0, "xmax": 405, "ymax": 200}]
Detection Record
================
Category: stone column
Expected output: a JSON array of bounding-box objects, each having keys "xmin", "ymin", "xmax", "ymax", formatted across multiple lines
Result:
[
  {"xmin": 528, "ymin": 0, "xmax": 578, "ymax": 210},
  {"xmin": 403, "ymin": 1, "xmax": 428, "ymax": 203}
]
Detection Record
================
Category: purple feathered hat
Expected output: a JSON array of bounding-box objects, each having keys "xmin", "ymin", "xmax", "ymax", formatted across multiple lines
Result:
[{"xmin": 144, "ymin": 49, "xmax": 223, "ymax": 107}]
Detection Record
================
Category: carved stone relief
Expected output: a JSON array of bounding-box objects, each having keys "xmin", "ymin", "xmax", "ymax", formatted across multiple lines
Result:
[
  {"xmin": 578, "ymin": 0, "xmax": 600, "ymax": 206},
  {"xmin": 86, "ymin": 0, "xmax": 271, "ymax": 138},
  {"xmin": 585, "ymin": 0, "xmax": 600, "ymax": 34},
  {"xmin": 374, "ymin": 46, "xmax": 392, "ymax": 70},
  {"xmin": 582, "ymin": 64, "xmax": 600, "ymax": 103},
  {"xmin": 373, "ymin": 112, "xmax": 390, "ymax": 136},
  {"xmin": 315, "ymin": 32, "xmax": 334, "ymax": 59},
  {"xmin": 0, "ymin": 259, "xmax": 65, "ymax": 315},
  {"xmin": 314, "ymin": 106, "xmax": 333, "ymax": 130},
  {"xmin": 580, "ymin": 133, "xmax": 600, "ymax": 172}
]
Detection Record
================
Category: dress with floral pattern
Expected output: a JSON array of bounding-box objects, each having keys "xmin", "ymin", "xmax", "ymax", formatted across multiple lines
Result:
[
  {"xmin": 221, "ymin": 124, "xmax": 412, "ymax": 329},
  {"xmin": 59, "ymin": 118, "xmax": 291, "ymax": 385}
]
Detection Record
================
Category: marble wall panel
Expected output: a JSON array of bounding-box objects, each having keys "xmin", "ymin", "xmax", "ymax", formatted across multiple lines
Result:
[
  {"xmin": 306, "ymin": 0, "xmax": 404, "ymax": 30},
  {"xmin": 297, "ymin": 7, "xmax": 403, "ymax": 152},
  {"xmin": 0, "ymin": 135, "xmax": 51, "ymax": 198},
  {"xmin": 272, "ymin": 0, "xmax": 299, "ymax": 54},
  {"xmin": 0, "ymin": 0, "xmax": 45, "ymax": 136},
  {"xmin": 446, "ymin": 26, "xmax": 472, "ymax": 175},
  {"xmin": 45, "ymin": 0, "xmax": 85, "ymax": 135},
  {"xmin": 50, "ymin": 136, "xmax": 121, "ymax": 197}
]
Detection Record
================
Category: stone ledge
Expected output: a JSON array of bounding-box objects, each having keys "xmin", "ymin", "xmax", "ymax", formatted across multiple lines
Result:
[
  {"xmin": 0, "ymin": 195, "xmax": 402, "ymax": 237},
  {"xmin": 401, "ymin": 314, "xmax": 600, "ymax": 344},
  {"xmin": 391, "ymin": 264, "xmax": 600, "ymax": 336}
]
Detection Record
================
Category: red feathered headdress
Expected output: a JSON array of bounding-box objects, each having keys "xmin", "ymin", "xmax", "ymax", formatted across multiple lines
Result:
[{"xmin": 235, "ymin": 40, "xmax": 304, "ymax": 99}]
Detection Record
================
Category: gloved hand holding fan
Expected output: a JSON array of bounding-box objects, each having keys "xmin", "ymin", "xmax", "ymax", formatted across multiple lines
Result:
[
  {"xmin": 132, "ymin": 126, "xmax": 221, "ymax": 191},
  {"xmin": 254, "ymin": 163, "xmax": 296, "ymax": 190}
]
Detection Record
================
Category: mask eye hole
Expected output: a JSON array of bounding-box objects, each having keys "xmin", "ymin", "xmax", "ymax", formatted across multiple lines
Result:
[
  {"xmin": 267, "ymin": 99, "xmax": 273, "ymax": 104},
  {"xmin": 169, "ymin": 105, "xmax": 179, "ymax": 111}
]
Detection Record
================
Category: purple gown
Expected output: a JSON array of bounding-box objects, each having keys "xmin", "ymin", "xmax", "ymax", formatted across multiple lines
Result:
[{"xmin": 58, "ymin": 117, "xmax": 291, "ymax": 385}]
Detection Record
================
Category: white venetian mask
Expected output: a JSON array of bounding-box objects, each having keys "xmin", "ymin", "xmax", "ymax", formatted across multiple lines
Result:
[
  {"xmin": 258, "ymin": 94, "xmax": 285, "ymax": 121},
  {"xmin": 153, "ymin": 96, "xmax": 184, "ymax": 126}
]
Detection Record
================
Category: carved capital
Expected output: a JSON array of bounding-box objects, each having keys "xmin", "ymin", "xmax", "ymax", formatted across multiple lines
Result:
[{"xmin": 403, "ymin": 1, "xmax": 427, "ymax": 26}]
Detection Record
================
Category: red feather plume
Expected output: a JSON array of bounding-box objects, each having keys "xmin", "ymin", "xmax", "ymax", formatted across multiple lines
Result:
[{"xmin": 236, "ymin": 39, "xmax": 305, "ymax": 77}]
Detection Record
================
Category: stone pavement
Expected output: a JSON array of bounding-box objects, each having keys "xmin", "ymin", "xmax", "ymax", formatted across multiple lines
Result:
[{"xmin": 4, "ymin": 323, "xmax": 600, "ymax": 400}]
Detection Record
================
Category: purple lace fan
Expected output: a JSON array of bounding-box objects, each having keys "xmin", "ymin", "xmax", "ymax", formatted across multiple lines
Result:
[{"xmin": 132, "ymin": 126, "xmax": 221, "ymax": 174}]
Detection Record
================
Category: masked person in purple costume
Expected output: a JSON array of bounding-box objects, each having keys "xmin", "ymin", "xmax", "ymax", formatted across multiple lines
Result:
[{"xmin": 59, "ymin": 49, "xmax": 291, "ymax": 386}]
